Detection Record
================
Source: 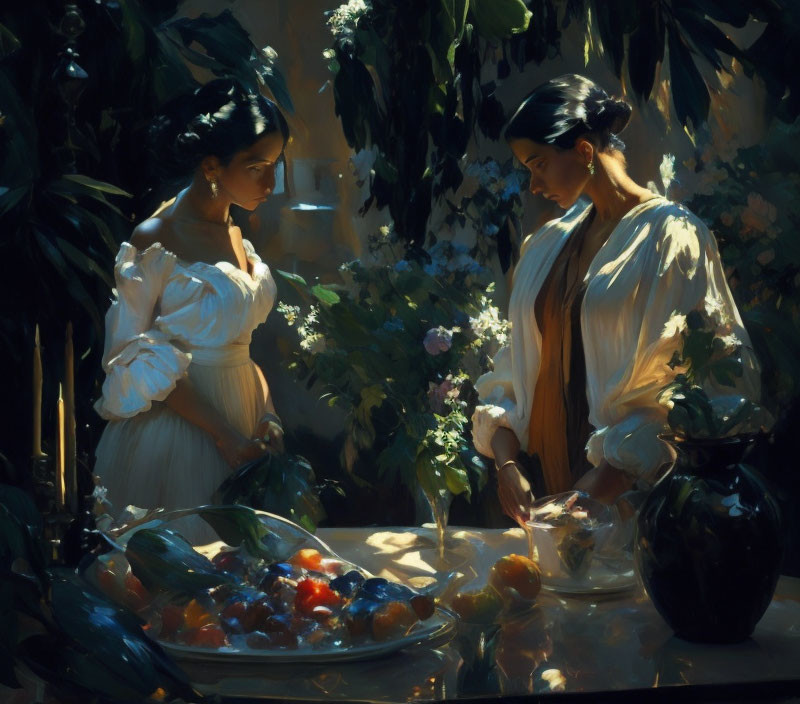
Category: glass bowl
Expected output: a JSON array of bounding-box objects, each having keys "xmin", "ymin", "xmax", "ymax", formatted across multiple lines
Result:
[{"xmin": 526, "ymin": 491, "xmax": 634, "ymax": 595}]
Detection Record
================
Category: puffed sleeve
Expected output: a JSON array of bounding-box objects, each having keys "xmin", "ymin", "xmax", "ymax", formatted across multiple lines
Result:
[
  {"xmin": 94, "ymin": 242, "xmax": 192, "ymax": 420},
  {"xmin": 585, "ymin": 208, "xmax": 763, "ymax": 482},
  {"xmin": 472, "ymin": 345, "xmax": 521, "ymax": 458}
]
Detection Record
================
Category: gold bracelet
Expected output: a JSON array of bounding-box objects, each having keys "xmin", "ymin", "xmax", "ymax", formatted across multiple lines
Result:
[
  {"xmin": 496, "ymin": 459, "xmax": 519, "ymax": 473},
  {"xmin": 259, "ymin": 412, "xmax": 283, "ymax": 430}
]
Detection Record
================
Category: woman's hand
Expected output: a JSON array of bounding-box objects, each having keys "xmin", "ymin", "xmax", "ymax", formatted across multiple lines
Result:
[
  {"xmin": 252, "ymin": 417, "xmax": 285, "ymax": 454},
  {"xmin": 497, "ymin": 461, "xmax": 534, "ymax": 524},
  {"xmin": 215, "ymin": 427, "xmax": 271, "ymax": 469}
]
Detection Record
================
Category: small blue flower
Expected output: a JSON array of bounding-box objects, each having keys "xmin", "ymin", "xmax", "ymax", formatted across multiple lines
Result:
[
  {"xmin": 394, "ymin": 260, "xmax": 412, "ymax": 273},
  {"xmin": 423, "ymin": 262, "xmax": 442, "ymax": 277},
  {"xmin": 383, "ymin": 317, "xmax": 405, "ymax": 332}
]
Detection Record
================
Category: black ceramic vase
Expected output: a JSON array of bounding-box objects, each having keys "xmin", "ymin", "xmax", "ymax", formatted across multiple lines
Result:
[{"xmin": 635, "ymin": 434, "xmax": 783, "ymax": 644}]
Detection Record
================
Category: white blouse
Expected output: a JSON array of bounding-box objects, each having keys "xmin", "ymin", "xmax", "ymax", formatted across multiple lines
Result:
[
  {"xmin": 94, "ymin": 239, "xmax": 277, "ymax": 421},
  {"xmin": 472, "ymin": 197, "xmax": 761, "ymax": 483}
]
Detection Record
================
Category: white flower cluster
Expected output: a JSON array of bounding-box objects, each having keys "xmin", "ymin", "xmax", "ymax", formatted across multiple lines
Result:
[
  {"xmin": 470, "ymin": 297, "xmax": 509, "ymax": 347},
  {"xmin": 298, "ymin": 306, "xmax": 326, "ymax": 354},
  {"xmin": 327, "ymin": 0, "xmax": 371, "ymax": 37},
  {"xmin": 277, "ymin": 302, "xmax": 301, "ymax": 326}
]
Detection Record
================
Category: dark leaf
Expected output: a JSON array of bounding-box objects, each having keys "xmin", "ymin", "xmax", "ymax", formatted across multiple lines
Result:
[
  {"xmin": 42, "ymin": 568, "xmax": 199, "ymax": 703},
  {"xmin": 593, "ymin": 0, "xmax": 625, "ymax": 76},
  {"xmin": 693, "ymin": 0, "xmax": 750, "ymax": 27},
  {"xmin": 668, "ymin": 25, "xmax": 710, "ymax": 130},
  {"xmin": 196, "ymin": 505, "xmax": 277, "ymax": 560},
  {"xmin": 214, "ymin": 454, "xmax": 326, "ymax": 533},
  {"xmin": 628, "ymin": 4, "xmax": 665, "ymax": 100},
  {"xmin": 125, "ymin": 527, "xmax": 231, "ymax": 596}
]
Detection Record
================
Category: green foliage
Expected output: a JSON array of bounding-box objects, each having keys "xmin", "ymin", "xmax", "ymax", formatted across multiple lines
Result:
[
  {"xmin": 213, "ymin": 453, "xmax": 327, "ymax": 533},
  {"xmin": 658, "ymin": 308, "xmax": 765, "ymax": 440},
  {"xmin": 678, "ymin": 119, "xmax": 800, "ymax": 413},
  {"xmin": 324, "ymin": 0, "xmax": 531, "ymax": 247},
  {"xmin": 278, "ymin": 230, "xmax": 503, "ymax": 507}
]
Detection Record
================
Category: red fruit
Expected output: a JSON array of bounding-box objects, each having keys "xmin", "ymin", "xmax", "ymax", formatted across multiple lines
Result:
[
  {"xmin": 221, "ymin": 601, "xmax": 248, "ymax": 622},
  {"xmin": 123, "ymin": 589, "xmax": 149, "ymax": 613},
  {"xmin": 96, "ymin": 565, "xmax": 123, "ymax": 602},
  {"xmin": 184, "ymin": 624, "xmax": 228, "ymax": 648},
  {"xmin": 212, "ymin": 550, "xmax": 245, "ymax": 575},
  {"xmin": 288, "ymin": 549, "xmax": 324, "ymax": 571},
  {"xmin": 159, "ymin": 605, "xmax": 184, "ymax": 639},
  {"xmin": 240, "ymin": 597, "xmax": 275, "ymax": 633},
  {"xmin": 294, "ymin": 578, "xmax": 341, "ymax": 616},
  {"xmin": 124, "ymin": 571, "xmax": 150, "ymax": 602},
  {"xmin": 410, "ymin": 594, "xmax": 435, "ymax": 620}
]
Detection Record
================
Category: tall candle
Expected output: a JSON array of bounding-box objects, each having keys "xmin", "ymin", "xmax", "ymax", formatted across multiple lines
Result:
[
  {"xmin": 64, "ymin": 322, "xmax": 77, "ymax": 514},
  {"xmin": 32, "ymin": 324, "xmax": 44, "ymax": 458},
  {"xmin": 56, "ymin": 384, "xmax": 65, "ymax": 509}
]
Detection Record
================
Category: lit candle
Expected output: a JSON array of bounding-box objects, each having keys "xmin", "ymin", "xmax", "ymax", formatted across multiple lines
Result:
[
  {"xmin": 32, "ymin": 324, "xmax": 44, "ymax": 458},
  {"xmin": 64, "ymin": 322, "xmax": 77, "ymax": 513},
  {"xmin": 56, "ymin": 384, "xmax": 65, "ymax": 509}
]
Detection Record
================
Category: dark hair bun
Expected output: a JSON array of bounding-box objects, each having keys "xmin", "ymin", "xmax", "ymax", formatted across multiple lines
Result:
[
  {"xmin": 505, "ymin": 74, "xmax": 632, "ymax": 151},
  {"xmin": 587, "ymin": 97, "xmax": 632, "ymax": 135},
  {"xmin": 148, "ymin": 77, "xmax": 289, "ymax": 188}
]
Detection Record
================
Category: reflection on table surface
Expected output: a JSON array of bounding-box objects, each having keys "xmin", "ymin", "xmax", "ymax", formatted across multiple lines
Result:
[{"xmin": 182, "ymin": 526, "xmax": 800, "ymax": 702}]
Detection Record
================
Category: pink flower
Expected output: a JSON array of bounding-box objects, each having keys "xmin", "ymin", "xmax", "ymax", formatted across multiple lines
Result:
[
  {"xmin": 423, "ymin": 326, "xmax": 453, "ymax": 355},
  {"xmin": 757, "ymin": 249, "xmax": 776, "ymax": 266},
  {"xmin": 428, "ymin": 377, "xmax": 459, "ymax": 414},
  {"xmin": 741, "ymin": 193, "xmax": 777, "ymax": 235}
]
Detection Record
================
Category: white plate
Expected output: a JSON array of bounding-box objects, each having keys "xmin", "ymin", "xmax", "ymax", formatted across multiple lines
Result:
[{"xmin": 159, "ymin": 607, "xmax": 457, "ymax": 664}]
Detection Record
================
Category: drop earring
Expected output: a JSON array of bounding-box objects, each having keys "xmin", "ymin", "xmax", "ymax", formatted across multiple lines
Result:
[
  {"xmin": 209, "ymin": 178, "xmax": 219, "ymax": 198},
  {"xmin": 587, "ymin": 161, "xmax": 595, "ymax": 176}
]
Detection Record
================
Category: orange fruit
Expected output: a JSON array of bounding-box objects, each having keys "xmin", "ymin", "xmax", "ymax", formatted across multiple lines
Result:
[
  {"xmin": 371, "ymin": 601, "xmax": 417, "ymax": 641},
  {"xmin": 183, "ymin": 598, "xmax": 215, "ymax": 629},
  {"xmin": 451, "ymin": 587, "xmax": 503, "ymax": 624},
  {"xmin": 488, "ymin": 554, "xmax": 541, "ymax": 600},
  {"xmin": 288, "ymin": 548, "xmax": 324, "ymax": 571},
  {"xmin": 183, "ymin": 624, "xmax": 227, "ymax": 648}
]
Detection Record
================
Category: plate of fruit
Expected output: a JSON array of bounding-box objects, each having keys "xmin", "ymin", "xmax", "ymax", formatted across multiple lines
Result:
[{"xmin": 87, "ymin": 505, "xmax": 457, "ymax": 663}]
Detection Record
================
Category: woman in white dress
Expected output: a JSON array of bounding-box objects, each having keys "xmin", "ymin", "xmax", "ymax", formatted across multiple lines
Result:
[
  {"xmin": 472, "ymin": 75, "xmax": 762, "ymax": 521},
  {"xmin": 94, "ymin": 79, "xmax": 288, "ymax": 538}
]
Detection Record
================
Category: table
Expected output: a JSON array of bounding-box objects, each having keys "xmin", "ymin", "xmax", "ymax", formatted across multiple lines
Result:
[{"xmin": 177, "ymin": 525, "xmax": 800, "ymax": 702}]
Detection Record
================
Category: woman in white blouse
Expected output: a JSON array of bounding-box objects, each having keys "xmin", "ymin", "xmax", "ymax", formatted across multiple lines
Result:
[
  {"xmin": 94, "ymin": 79, "xmax": 287, "ymax": 535},
  {"xmin": 472, "ymin": 74, "xmax": 761, "ymax": 521}
]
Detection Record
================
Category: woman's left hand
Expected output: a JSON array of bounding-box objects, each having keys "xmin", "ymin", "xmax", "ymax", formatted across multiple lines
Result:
[{"xmin": 252, "ymin": 416, "xmax": 285, "ymax": 454}]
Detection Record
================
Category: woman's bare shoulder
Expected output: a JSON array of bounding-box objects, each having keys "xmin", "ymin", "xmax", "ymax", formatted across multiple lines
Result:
[{"xmin": 130, "ymin": 215, "xmax": 176, "ymax": 251}]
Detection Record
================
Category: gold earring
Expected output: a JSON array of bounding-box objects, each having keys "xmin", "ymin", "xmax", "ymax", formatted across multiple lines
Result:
[
  {"xmin": 587, "ymin": 161, "xmax": 595, "ymax": 176},
  {"xmin": 209, "ymin": 178, "xmax": 219, "ymax": 198}
]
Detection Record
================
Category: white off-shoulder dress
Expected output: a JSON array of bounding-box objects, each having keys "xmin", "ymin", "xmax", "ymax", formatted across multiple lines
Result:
[
  {"xmin": 472, "ymin": 196, "xmax": 762, "ymax": 486},
  {"xmin": 93, "ymin": 239, "xmax": 277, "ymax": 535}
]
